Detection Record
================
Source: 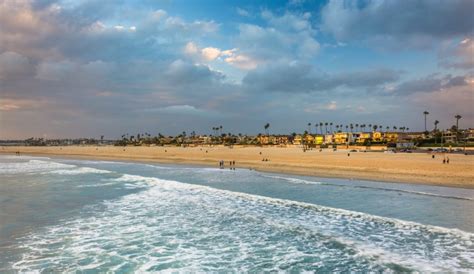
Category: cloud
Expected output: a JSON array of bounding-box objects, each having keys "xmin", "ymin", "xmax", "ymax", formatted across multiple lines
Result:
[
  {"xmin": 184, "ymin": 42, "xmax": 199, "ymax": 55},
  {"xmin": 224, "ymin": 54, "xmax": 258, "ymax": 70},
  {"xmin": 235, "ymin": 11, "xmax": 320, "ymax": 62},
  {"xmin": 439, "ymin": 38, "xmax": 474, "ymax": 69},
  {"xmin": 201, "ymin": 47, "xmax": 222, "ymax": 61},
  {"xmin": 183, "ymin": 42, "xmax": 256, "ymax": 70},
  {"xmin": 243, "ymin": 62, "xmax": 400, "ymax": 93},
  {"xmin": 145, "ymin": 104, "xmax": 224, "ymax": 118},
  {"xmin": 236, "ymin": 7, "xmax": 250, "ymax": 17},
  {"xmin": 166, "ymin": 59, "xmax": 224, "ymax": 84},
  {"xmin": 0, "ymin": 51, "xmax": 33, "ymax": 80},
  {"xmin": 391, "ymin": 74, "xmax": 471, "ymax": 95},
  {"xmin": 321, "ymin": 0, "xmax": 474, "ymax": 48}
]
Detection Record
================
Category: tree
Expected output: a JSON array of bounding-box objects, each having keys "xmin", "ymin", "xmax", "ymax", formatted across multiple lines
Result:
[
  {"xmin": 455, "ymin": 114, "xmax": 462, "ymax": 130},
  {"xmin": 455, "ymin": 114, "xmax": 462, "ymax": 143},
  {"xmin": 330, "ymin": 122, "xmax": 333, "ymax": 133},
  {"xmin": 434, "ymin": 120, "xmax": 439, "ymax": 131},
  {"xmin": 264, "ymin": 123, "xmax": 270, "ymax": 136},
  {"xmin": 423, "ymin": 111, "xmax": 429, "ymax": 132},
  {"xmin": 325, "ymin": 122, "xmax": 328, "ymax": 134},
  {"xmin": 307, "ymin": 122, "xmax": 312, "ymax": 134},
  {"xmin": 319, "ymin": 122, "xmax": 323, "ymax": 135}
]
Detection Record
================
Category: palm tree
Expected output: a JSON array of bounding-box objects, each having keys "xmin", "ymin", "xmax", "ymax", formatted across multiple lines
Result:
[
  {"xmin": 319, "ymin": 122, "xmax": 323, "ymax": 135},
  {"xmin": 455, "ymin": 114, "xmax": 462, "ymax": 143},
  {"xmin": 307, "ymin": 122, "xmax": 312, "ymax": 134},
  {"xmin": 423, "ymin": 111, "xmax": 429, "ymax": 132},
  {"xmin": 264, "ymin": 123, "xmax": 270, "ymax": 136},
  {"xmin": 219, "ymin": 125, "xmax": 223, "ymax": 135},
  {"xmin": 434, "ymin": 120, "xmax": 439, "ymax": 131},
  {"xmin": 330, "ymin": 122, "xmax": 333, "ymax": 133},
  {"xmin": 325, "ymin": 122, "xmax": 328, "ymax": 134},
  {"xmin": 335, "ymin": 125, "xmax": 339, "ymax": 132},
  {"xmin": 315, "ymin": 124, "xmax": 319, "ymax": 134},
  {"xmin": 350, "ymin": 123, "xmax": 353, "ymax": 133},
  {"xmin": 455, "ymin": 114, "xmax": 462, "ymax": 130},
  {"xmin": 373, "ymin": 125, "xmax": 378, "ymax": 132}
]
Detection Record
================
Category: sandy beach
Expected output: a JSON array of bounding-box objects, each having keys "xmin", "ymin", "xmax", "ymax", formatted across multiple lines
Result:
[{"xmin": 2, "ymin": 145, "xmax": 473, "ymax": 188}]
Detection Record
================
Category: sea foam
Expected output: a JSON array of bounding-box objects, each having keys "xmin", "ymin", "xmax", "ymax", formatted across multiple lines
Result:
[{"xmin": 12, "ymin": 173, "xmax": 474, "ymax": 272}]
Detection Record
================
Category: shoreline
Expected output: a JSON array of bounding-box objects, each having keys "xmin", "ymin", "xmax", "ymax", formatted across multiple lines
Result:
[{"xmin": 1, "ymin": 146, "xmax": 473, "ymax": 189}]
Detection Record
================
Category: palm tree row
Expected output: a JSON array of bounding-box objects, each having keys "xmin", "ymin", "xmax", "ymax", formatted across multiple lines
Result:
[{"xmin": 309, "ymin": 122, "xmax": 410, "ymax": 134}]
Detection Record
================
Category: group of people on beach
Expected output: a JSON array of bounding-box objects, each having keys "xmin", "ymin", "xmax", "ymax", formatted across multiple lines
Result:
[
  {"xmin": 219, "ymin": 160, "xmax": 236, "ymax": 170},
  {"xmin": 432, "ymin": 154, "xmax": 450, "ymax": 164}
]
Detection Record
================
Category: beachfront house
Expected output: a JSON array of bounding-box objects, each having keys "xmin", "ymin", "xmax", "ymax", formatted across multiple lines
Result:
[
  {"xmin": 383, "ymin": 132, "xmax": 400, "ymax": 143},
  {"xmin": 333, "ymin": 132, "xmax": 352, "ymax": 144},
  {"xmin": 324, "ymin": 134, "xmax": 333, "ymax": 144},
  {"xmin": 275, "ymin": 135, "xmax": 290, "ymax": 145},
  {"xmin": 293, "ymin": 134, "xmax": 303, "ymax": 145},
  {"xmin": 257, "ymin": 135, "xmax": 270, "ymax": 145},
  {"xmin": 355, "ymin": 132, "xmax": 372, "ymax": 144},
  {"xmin": 371, "ymin": 131, "xmax": 383, "ymax": 143},
  {"xmin": 304, "ymin": 134, "xmax": 315, "ymax": 145}
]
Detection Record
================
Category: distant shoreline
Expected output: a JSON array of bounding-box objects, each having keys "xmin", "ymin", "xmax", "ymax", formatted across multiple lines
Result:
[{"xmin": 2, "ymin": 145, "xmax": 473, "ymax": 189}]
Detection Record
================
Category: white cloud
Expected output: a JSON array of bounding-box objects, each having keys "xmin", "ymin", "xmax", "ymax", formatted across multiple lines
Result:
[
  {"xmin": 184, "ymin": 42, "xmax": 198, "ymax": 55},
  {"xmin": 236, "ymin": 7, "xmax": 250, "ymax": 17},
  {"xmin": 439, "ymin": 37, "xmax": 474, "ymax": 69},
  {"xmin": 224, "ymin": 54, "xmax": 258, "ymax": 70},
  {"xmin": 183, "ymin": 42, "xmax": 257, "ymax": 70},
  {"xmin": 201, "ymin": 47, "xmax": 222, "ymax": 61},
  {"xmin": 326, "ymin": 101, "xmax": 337, "ymax": 110}
]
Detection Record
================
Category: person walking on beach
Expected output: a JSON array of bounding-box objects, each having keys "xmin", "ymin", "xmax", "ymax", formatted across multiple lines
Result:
[{"xmin": 447, "ymin": 157, "xmax": 450, "ymax": 164}]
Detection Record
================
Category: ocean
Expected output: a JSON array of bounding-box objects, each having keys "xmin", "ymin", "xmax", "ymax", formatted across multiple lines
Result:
[{"xmin": 0, "ymin": 155, "xmax": 473, "ymax": 272}]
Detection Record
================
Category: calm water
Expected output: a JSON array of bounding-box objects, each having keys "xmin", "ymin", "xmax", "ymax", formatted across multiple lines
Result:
[{"xmin": 0, "ymin": 155, "xmax": 473, "ymax": 272}]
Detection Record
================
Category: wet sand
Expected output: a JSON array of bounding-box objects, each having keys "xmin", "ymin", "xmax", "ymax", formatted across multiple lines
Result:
[{"xmin": 2, "ymin": 145, "xmax": 473, "ymax": 188}]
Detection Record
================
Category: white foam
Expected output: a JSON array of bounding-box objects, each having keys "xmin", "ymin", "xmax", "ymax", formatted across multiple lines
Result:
[
  {"xmin": 0, "ymin": 159, "xmax": 76, "ymax": 174},
  {"xmin": 261, "ymin": 174, "xmax": 473, "ymax": 201},
  {"xmin": 260, "ymin": 174, "xmax": 322, "ymax": 185},
  {"xmin": 47, "ymin": 167, "xmax": 112, "ymax": 175},
  {"xmin": 11, "ymin": 173, "xmax": 474, "ymax": 272}
]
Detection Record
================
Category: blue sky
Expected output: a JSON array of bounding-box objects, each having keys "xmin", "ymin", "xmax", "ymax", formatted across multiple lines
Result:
[{"xmin": 0, "ymin": 0, "xmax": 473, "ymax": 138}]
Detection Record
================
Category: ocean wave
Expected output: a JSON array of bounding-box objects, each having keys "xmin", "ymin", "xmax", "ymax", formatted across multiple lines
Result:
[
  {"xmin": 260, "ymin": 174, "xmax": 323, "ymax": 185},
  {"xmin": 13, "ymin": 173, "xmax": 474, "ymax": 272},
  {"xmin": 46, "ymin": 167, "xmax": 112, "ymax": 175},
  {"xmin": 260, "ymin": 174, "xmax": 473, "ymax": 201},
  {"xmin": 0, "ymin": 160, "xmax": 76, "ymax": 174}
]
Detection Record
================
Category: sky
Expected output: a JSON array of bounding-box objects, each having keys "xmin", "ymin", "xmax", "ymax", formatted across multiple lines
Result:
[{"xmin": 0, "ymin": 0, "xmax": 473, "ymax": 139}]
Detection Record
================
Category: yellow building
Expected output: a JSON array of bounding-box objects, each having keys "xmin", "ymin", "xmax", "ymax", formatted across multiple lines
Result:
[
  {"xmin": 384, "ymin": 132, "xmax": 399, "ymax": 143},
  {"xmin": 333, "ymin": 132, "xmax": 350, "ymax": 144},
  {"xmin": 324, "ymin": 134, "xmax": 333, "ymax": 144},
  {"xmin": 293, "ymin": 134, "xmax": 302, "ymax": 145},
  {"xmin": 315, "ymin": 135, "xmax": 324, "ymax": 145},
  {"xmin": 356, "ymin": 132, "xmax": 371, "ymax": 144},
  {"xmin": 372, "ymin": 132, "xmax": 383, "ymax": 142},
  {"xmin": 257, "ymin": 135, "xmax": 269, "ymax": 145},
  {"xmin": 275, "ymin": 135, "xmax": 290, "ymax": 145}
]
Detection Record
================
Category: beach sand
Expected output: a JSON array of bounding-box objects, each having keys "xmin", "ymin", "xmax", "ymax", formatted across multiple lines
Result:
[{"xmin": 2, "ymin": 145, "xmax": 473, "ymax": 188}]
